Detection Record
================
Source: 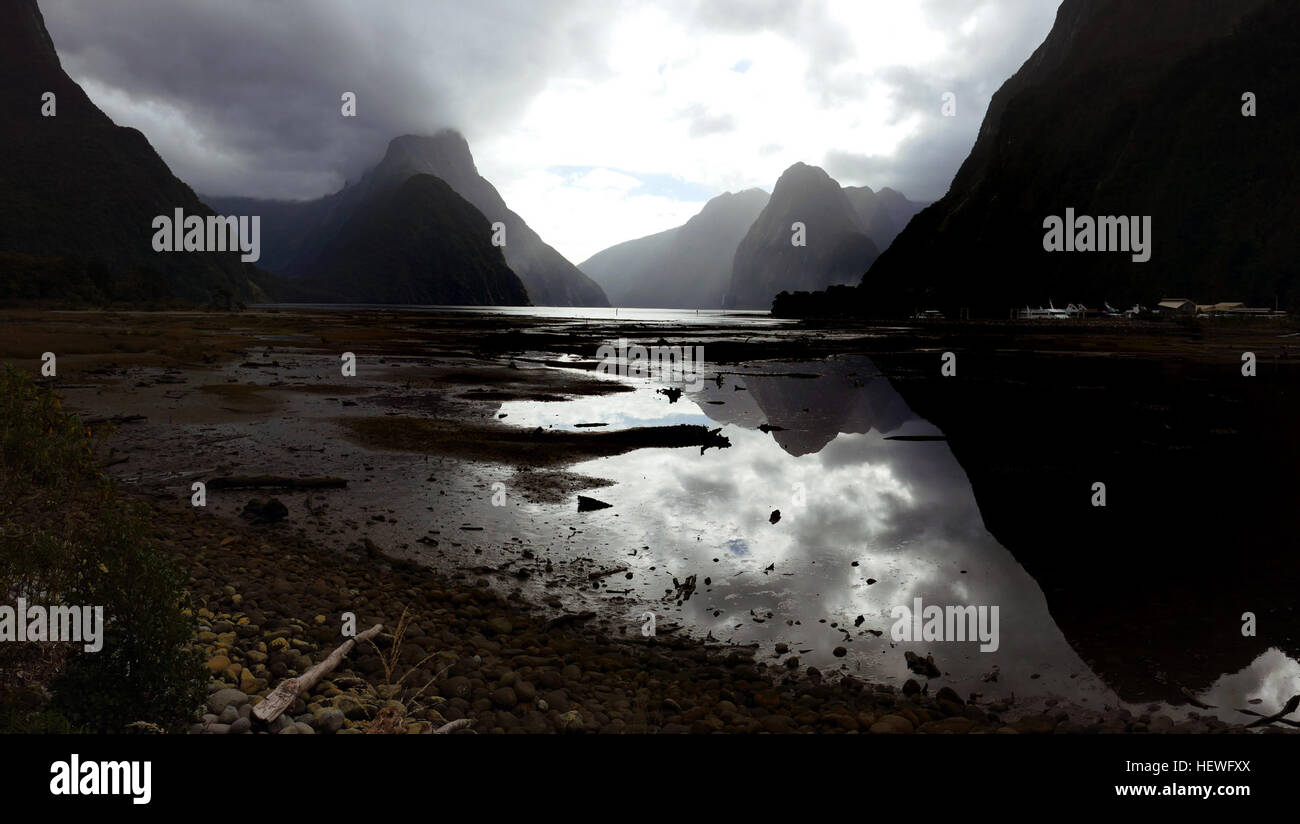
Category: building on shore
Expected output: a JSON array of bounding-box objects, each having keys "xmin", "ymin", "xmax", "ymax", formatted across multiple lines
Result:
[
  {"xmin": 1155, "ymin": 298, "xmax": 1197, "ymax": 315},
  {"xmin": 1197, "ymin": 301, "xmax": 1285, "ymax": 317}
]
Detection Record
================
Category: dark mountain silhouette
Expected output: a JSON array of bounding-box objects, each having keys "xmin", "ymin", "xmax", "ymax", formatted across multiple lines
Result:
[
  {"xmin": 289, "ymin": 175, "xmax": 528, "ymax": 305},
  {"xmin": 0, "ymin": 0, "xmax": 266, "ymax": 306},
  {"xmin": 875, "ymin": 342, "xmax": 1300, "ymax": 704},
  {"xmin": 578, "ymin": 189, "xmax": 769, "ymax": 308},
  {"xmin": 197, "ymin": 195, "xmax": 331, "ymax": 276},
  {"xmin": 724, "ymin": 163, "xmax": 879, "ymax": 309},
  {"xmin": 210, "ymin": 131, "xmax": 609, "ymax": 307},
  {"xmin": 781, "ymin": 0, "xmax": 1299, "ymax": 317}
]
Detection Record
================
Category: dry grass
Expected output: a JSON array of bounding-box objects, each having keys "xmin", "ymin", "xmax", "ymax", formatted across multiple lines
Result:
[{"xmin": 361, "ymin": 608, "xmax": 466, "ymax": 734}]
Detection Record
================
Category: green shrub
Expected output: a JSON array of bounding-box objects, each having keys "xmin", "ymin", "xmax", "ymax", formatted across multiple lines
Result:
[
  {"xmin": 0, "ymin": 365, "xmax": 99, "ymax": 489},
  {"xmin": 0, "ymin": 366, "xmax": 204, "ymax": 732},
  {"xmin": 49, "ymin": 499, "xmax": 205, "ymax": 733}
]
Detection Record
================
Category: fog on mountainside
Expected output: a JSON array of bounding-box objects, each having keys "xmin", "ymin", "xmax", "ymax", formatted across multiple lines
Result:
[
  {"xmin": 0, "ymin": 0, "xmax": 265, "ymax": 306},
  {"xmin": 208, "ymin": 132, "xmax": 608, "ymax": 307}
]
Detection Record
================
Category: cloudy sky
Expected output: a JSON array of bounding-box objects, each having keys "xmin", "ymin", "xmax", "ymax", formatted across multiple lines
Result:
[{"xmin": 43, "ymin": 0, "xmax": 1060, "ymax": 263}]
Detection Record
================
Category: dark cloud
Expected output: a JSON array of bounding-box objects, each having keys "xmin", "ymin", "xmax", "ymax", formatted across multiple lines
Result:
[
  {"xmin": 39, "ymin": 0, "xmax": 1060, "ymax": 206},
  {"xmin": 819, "ymin": 66, "xmax": 985, "ymax": 199},
  {"xmin": 824, "ymin": 122, "xmax": 967, "ymax": 203},
  {"xmin": 824, "ymin": 0, "xmax": 1062, "ymax": 199},
  {"xmin": 41, "ymin": 0, "xmax": 616, "ymax": 199}
]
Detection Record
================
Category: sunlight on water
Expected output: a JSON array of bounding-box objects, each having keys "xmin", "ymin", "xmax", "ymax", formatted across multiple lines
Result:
[{"xmin": 496, "ymin": 354, "xmax": 1298, "ymax": 722}]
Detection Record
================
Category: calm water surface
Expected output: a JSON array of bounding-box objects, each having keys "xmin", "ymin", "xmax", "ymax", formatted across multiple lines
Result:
[{"xmin": 498, "ymin": 353, "xmax": 1300, "ymax": 723}]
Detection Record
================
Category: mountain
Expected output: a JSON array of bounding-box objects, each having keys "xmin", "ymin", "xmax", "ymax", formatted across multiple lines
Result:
[
  {"xmin": 841, "ymin": 186, "xmax": 927, "ymax": 252},
  {"xmin": 724, "ymin": 163, "xmax": 879, "ymax": 309},
  {"xmin": 291, "ymin": 175, "xmax": 528, "ymax": 305},
  {"xmin": 578, "ymin": 189, "xmax": 769, "ymax": 309},
  {"xmin": 196, "ymin": 195, "xmax": 331, "ymax": 276},
  {"xmin": 210, "ymin": 132, "xmax": 609, "ymax": 307},
  {"xmin": 0, "ymin": 0, "xmax": 266, "ymax": 306},
  {"xmin": 689, "ymin": 357, "xmax": 916, "ymax": 457},
  {"xmin": 850, "ymin": 0, "xmax": 1300, "ymax": 317}
]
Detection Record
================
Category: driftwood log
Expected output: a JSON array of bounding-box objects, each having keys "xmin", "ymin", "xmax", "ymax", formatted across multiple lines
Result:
[
  {"xmin": 82, "ymin": 413, "xmax": 147, "ymax": 426},
  {"xmin": 253, "ymin": 623, "xmax": 382, "ymax": 722},
  {"xmin": 208, "ymin": 475, "xmax": 348, "ymax": 490},
  {"xmin": 1237, "ymin": 694, "xmax": 1300, "ymax": 728}
]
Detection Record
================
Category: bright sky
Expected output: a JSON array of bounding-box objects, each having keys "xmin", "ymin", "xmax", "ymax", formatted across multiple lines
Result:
[{"xmin": 44, "ymin": 0, "xmax": 1061, "ymax": 263}]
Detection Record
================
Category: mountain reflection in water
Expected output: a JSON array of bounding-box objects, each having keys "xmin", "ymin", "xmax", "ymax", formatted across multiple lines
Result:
[{"xmin": 497, "ymin": 354, "xmax": 1297, "ymax": 723}]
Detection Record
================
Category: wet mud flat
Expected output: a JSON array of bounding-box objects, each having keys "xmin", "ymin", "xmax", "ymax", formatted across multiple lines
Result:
[
  {"xmin": 2, "ymin": 307, "xmax": 1296, "ymax": 733},
  {"xmin": 148, "ymin": 497, "xmax": 1036, "ymax": 735}
]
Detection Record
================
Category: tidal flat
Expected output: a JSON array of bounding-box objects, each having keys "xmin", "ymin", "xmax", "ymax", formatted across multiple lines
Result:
[{"xmin": 3, "ymin": 307, "xmax": 1297, "ymax": 734}]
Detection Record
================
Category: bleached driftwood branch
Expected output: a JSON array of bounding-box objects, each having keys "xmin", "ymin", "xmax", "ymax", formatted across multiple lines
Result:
[
  {"xmin": 253, "ymin": 623, "xmax": 383, "ymax": 722},
  {"xmin": 427, "ymin": 719, "xmax": 474, "ymax": 734}
]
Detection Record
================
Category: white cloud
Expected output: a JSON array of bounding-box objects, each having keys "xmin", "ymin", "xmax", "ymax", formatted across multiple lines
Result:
[
  {"xmin": 476, "ymin": 1, "xmax": 1060, "ymax": 259},
  {"xmin": 502, "ymin": 168, "xmax": 707, "ymax": 263},
  {"xmin": 43, "ymin": 0, "xmax": 1062, "ymax": 263}
]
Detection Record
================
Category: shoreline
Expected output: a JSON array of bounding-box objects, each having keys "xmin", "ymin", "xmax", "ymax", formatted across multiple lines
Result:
[
  {"xmin": 159, "ymin": 494, "xmax": 1252, "ymax": 735},
  {"xmin": 2, "ymin": 306, "xmax": 1296, "ymax": 733}
]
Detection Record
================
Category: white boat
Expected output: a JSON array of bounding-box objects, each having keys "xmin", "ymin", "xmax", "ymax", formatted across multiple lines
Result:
[{"xmin": 1018, "ymin": 300, "xmax": 1070, "ymax": 320}]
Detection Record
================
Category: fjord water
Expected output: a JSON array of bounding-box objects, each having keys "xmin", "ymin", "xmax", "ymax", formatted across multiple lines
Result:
[
  {"xmin": 498, "ymin": 352, "xmax": 1300, "ymax": 724},
  {"xmin": 254, "ymin": 304, "xmax": 787, "ymax": 326},
  {"xmin": 195, "ymin": 304, "xmax": 1299, "ymax": 724}
]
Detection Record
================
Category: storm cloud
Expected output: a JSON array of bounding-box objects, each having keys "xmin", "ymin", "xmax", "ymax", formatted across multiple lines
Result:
[{"xmin": 41, "ymin": 0, "xmax": 1061, "ymax": 260}]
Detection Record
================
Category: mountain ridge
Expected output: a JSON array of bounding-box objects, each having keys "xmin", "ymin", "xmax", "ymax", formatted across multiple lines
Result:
[
  {"xmin": 779, "ymin": 0, "xmax": 1299, "ymax": 316},
  {"xmin": 298, "ymin": 174, "xmax": 530, "ymax": 305},
  {"xmin": 209, "ymin": 131, "xmax": 609, "ymax": 307},
  {"xmin": 725, "ymin": 162, "xmax": 879, "ymax": 309},
  {"xmin": 580, "ymin": 169, "xmax": 924, "ymax": 310},
  {"xmin": 578, "ymin": 188, "xmax": 769, "ymax": 309},
  {"xmin": 0, "ymin": 0, "xmax": 267, "ymax": 306}
]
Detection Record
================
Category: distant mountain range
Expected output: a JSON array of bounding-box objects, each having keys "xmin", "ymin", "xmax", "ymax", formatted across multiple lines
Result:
[
  {"xmin": 779, "ymin": 0, "xmax": 1300, "ymax": 317},
  {"xmin": 0, "ymin": 0, "xmax": 266, "ymax": 306},
  {"xmin": 23, "ymin": 0, "xmax": 1278, "ymax": 317},
  {"xmin": 5, "ymin": 0, "xmax": 936, "ymax": 313},
  {"xmin": 209, "ymin": 132, "xmax": 608, "ymax": 307},
  {"xmin": 580, "ymin": 165, "xmax": 924, "ymax": 310},
  {"xmin": 841, "ymin": 185, "xmax": 928, "ymax": 252},
  {"xmin": 578, "ymin": 189, "xmax": 769, "ymax": 309}
]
